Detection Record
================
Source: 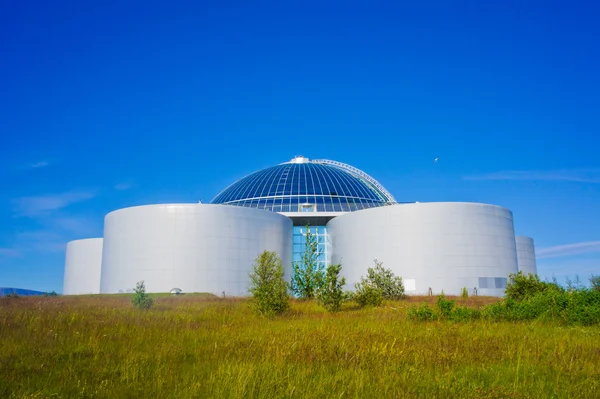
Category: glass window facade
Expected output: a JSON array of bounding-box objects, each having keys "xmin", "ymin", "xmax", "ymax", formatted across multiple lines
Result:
[
  {"xmin": 211, "ymin": 162, "xmax": 393, "ymax": 212},
  {"xmin": 292, "ymin": 226, "xmax": 328, "ymax": 269}
]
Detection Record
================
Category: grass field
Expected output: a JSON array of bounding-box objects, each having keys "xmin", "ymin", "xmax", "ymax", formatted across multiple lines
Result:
[{"xmin": 1, "ymin": 294, "xmax": 599, "ymax": 398}]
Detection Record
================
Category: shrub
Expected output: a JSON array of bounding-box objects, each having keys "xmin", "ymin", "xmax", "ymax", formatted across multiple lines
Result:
[
  {"xmin": 450, "ymin": 306, "xmax": 481, "ymax": 322},
  {"xmin": 407, "ymin": 303, "xmax": 437, "ymax": 321},
  {"xmin": 436, "ymin": 294, "xmax": 455, "ymax": 318},
  {"xmin": 43, "ymin": 291, "xmax": 58, "ymax": 297},
  {"xmin": 5, "ymin": 293, "xmax": 19, "ymax": 298},
  {"xmin": 460, "ymin": 287, "xmax": 468, "ymax": 298},
  {"xmin": 364, "ymin": 259, "xmax": 405, "ymax": 300},
  {"xmin": 505, "ymin": 271, "xmax": 563, "ymax": 302},
  {"xmin": 317, "ymin": 263, "xmax": 345, "ymax": 312},
  {"xmin": 291, "ymin": 225, "xmax": 325, "ymax": 299},
  {"xmin": 249, "ymin": 250, "xmax": 289, "ymax": 317},
  {"xmin": 561, "ymin": 289, "xmax": 600, "ymax": 326},
  {"xmin": 354, "ymin": 279, "xmax": 383, "ymax": 307},
  {"xmin": 342, "ymin": 291, "xmax": 355, "ymax": 302},
  {"xmin": 407, "ymin": 298, "xmax": 479, "ymax": 322},
  {"xmin": 481, "ymin": 287, "xmax": 600, "ymax": 326},
  {"xmin": 132, "ymin": 281, "xmax": 154, "ymax": 309}
]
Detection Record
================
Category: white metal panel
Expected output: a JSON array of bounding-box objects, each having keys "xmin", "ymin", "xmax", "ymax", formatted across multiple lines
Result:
[
  {"xmin": 327, "ymin": 202, "xmax": 519, "ymax": 297},
  {"xmin": 515, "ymin": 236, "xmax": 537, "ymax": 275},
  {"xmin": 63, "ymin": 238, "xmax": 103, "ymax": 295},
  {"xmin": 100, "ymin": 204, "xmax": 292, "ymax": 295}
]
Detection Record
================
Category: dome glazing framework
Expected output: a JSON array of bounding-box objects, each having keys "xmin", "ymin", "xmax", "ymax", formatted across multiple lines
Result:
[{"xmin": 211, "ymin": 157, "xmax": 396, "ymax": 213}]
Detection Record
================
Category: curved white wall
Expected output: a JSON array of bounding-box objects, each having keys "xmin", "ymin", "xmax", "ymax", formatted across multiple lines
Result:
[
  {"xmin": 63, "ymin": 238, "xmax": 103, "ymax": 295},
  {"xmin": 100, "ymin": 204, "xmax": 292, "ymax": 295},
  {"xmin": 327, "ymin": 202, "xmax": 519, "ymax": 297},
  {"xmin": 515, "ymin": 236, "xmax": 537, "ymax": 275}
]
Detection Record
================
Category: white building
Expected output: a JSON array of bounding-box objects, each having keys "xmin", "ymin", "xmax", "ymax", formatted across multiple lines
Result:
[{"xmin": 63, "ymin": 156, "xmax": 536, "ymax": 296}]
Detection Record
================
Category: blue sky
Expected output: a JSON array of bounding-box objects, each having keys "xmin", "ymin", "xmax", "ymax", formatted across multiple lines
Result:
[{"xmin": 1, "ymin": 1, "xmax": 599, "ymax": 292}]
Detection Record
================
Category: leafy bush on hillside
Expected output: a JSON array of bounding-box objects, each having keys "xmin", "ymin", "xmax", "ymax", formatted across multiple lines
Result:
[
  {"xmin": 132, "ymin": 281, "xmax": 154, "ymax": 310},
  {"xmin": 317, "ymin": 263, "xmax": 345, "ymax": 312},
  {"xmin": 249, "ymin": 250, "xmax": 290, "ymax": 317}
]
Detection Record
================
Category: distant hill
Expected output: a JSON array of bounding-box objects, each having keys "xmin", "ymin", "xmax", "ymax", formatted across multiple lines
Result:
[{"xmin": 0, "ymin": 287, "xmax": 46, "ymax": 296}]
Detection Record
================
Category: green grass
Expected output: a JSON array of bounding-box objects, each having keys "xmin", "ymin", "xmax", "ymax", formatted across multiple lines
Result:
[{"xmin": 1, "ymin": 295, "xmax": 599, "ymax": 398}]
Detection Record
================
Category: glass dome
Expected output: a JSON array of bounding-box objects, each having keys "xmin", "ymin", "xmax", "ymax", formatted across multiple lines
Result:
[{"xmin": 211, "ymin": 156, "xmax": 396, "ymax": 213}]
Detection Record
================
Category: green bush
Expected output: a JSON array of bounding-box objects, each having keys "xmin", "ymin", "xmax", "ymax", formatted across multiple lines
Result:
[
  {"xmin": 342, "ymin": 291, "xmax": 355, "ymax": 302},
  {"xmin": 132, "ymin": 281, "xmax": 154, "ymax": 309},
  {"xmin": 561, "ymin": 289, "xmax": 600, "ymax": 326},
  {"xmin": 43, "ymin": 291, "xmax": 58, "ymax": 297},
  {"xmin": 317, "ymin": 263, "xmax": 345, "ymax": 312},
  {"xmin": 449, "ymin": 306, "xmax": 481, "ymax": 322},
  {"xmin": 436, "ymin": 294, "xmax": 455, "ymax": 318},
  {"xmin": 460, "ymin": 287, "xmax": 468, "ymax": 298},
  {"xmin": 406, "ymin": 295, "xmax": 480, "ymax": 323},
  {"xmin": 408, "ymin": 300, "xmax": 480, "ymax": 322},
  {"xmin": 403, "ymin": 278, "xmax": 600, "ymax": 326},
  {"xmin": 364, "ymin": 259, "xmax": 405, "ymax": 300},
  {"xmin": 407, "ymin": 303, "xmax": 437, "ymax": 321},
  {"xmin": 249, "ymin": 250, "xmax": 290, "ymax": 317},
  {"xmin": 354, "ymin": 280, "xmax": 383, "ymax": 307},
  {"xmin": 505, "ymin": 271, "xmax": 563, "ymax": 302},
  {"xmin": 481, "ymin": 287, "xmax": 600, "ymax": 326}
]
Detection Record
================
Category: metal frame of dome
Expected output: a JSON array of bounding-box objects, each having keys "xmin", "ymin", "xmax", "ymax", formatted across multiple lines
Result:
[
  {"xmin": 211, "ymin": 156, "xmax": 396, "ymax": 212},
  {"xmin": 311, "ymin": 159, "xmax": 397, "ymax": 203}
]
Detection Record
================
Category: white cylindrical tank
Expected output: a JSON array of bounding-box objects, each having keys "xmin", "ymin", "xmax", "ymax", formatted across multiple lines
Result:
[
  {"xmin": 327, "ymin": 202, "xmax": 519, "ymax": 297},
  {"xmin": 515, "ymin": 236, "xmax": 537, "ymax": 275},
  {"xmin": 100, "ymin": 204, "xmax": 292, "ymax": 295},
  {"xmin": 63, "ymin": 238, "xmax": 103, "ymax": 295}
]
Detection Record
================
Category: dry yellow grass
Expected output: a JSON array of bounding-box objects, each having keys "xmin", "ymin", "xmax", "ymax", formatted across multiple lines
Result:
[{"xmin": 1, "ymin": 294, "xmax": 599, "ymax": 398}]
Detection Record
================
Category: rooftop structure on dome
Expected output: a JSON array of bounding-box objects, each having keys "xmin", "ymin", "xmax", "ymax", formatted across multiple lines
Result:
[{"xmin": 210, "ymin": 156, "xmax": 396, "ymax": 213}]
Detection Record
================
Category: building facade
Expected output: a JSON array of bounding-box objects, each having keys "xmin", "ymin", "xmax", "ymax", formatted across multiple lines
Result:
[{"xmin": 63, "ymin": 156, "xmax": 537, "ymax": 296}]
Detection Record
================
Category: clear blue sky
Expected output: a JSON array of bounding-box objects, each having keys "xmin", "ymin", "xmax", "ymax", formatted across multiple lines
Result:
[{"xmin": 1, "ymin": 1, "xmax": 599, "ymax": 292}]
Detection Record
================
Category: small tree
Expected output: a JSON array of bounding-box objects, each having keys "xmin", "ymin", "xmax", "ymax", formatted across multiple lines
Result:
[
  {"xmin": 354, "ymin": 279, "xmax": 383, "ymax": 307},
  {"xmin": 318, "ymin": 263, "xmax": 346, "ymax": 312},
  {"xmin": 460, "ymin": 287, "xmax": 469, "ymax": 298},
  {"xmin": 132, "ymin": 281, "xmax": 154, "ymax": 309},
  {"xmin": 291, "ymin": 225, "xmax": 325, "ymax": 299},
  {"xmin": 364, "ymin": 259, "xmax": 405, "ymax": 300},
  {"xmin": 249, "ymin": 250, "xmax": 289, "ymax": 317}
]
